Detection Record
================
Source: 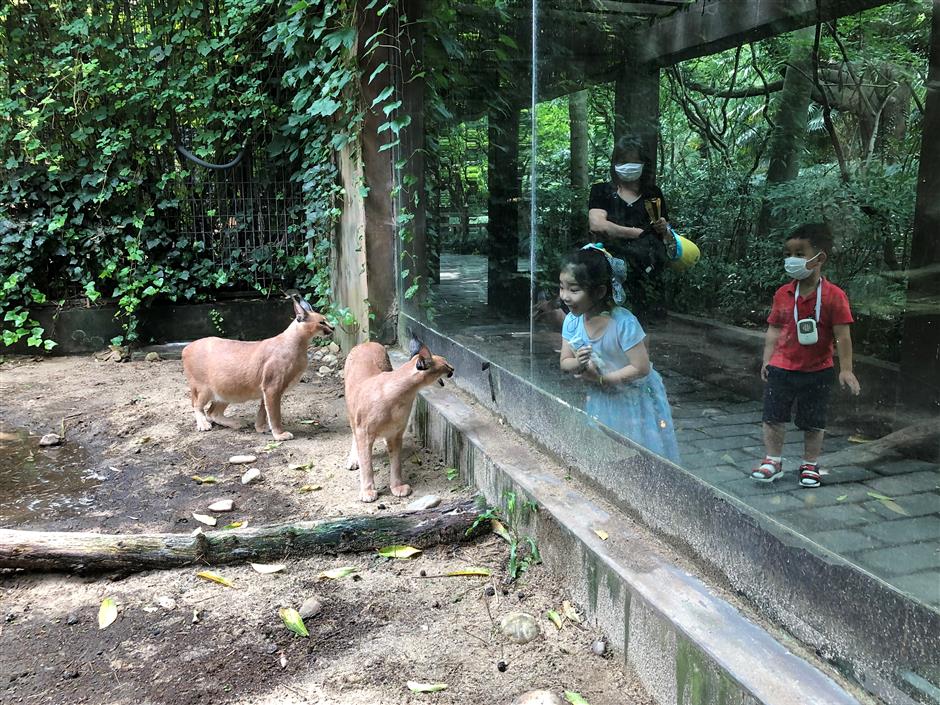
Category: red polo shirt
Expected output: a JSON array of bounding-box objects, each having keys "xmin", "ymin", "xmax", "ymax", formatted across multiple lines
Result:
[{"xmin": 767, "ymin": 278, "xmax": 853, "ymax": 372}]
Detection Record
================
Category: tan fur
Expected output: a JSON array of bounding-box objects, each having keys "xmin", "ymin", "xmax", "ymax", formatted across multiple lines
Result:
[
  {"xmin": 182, "ymin": 298, "xmax": 333, "ymax": 440},
  {"xmin": 344, "ymin": 338, "xmax": 454, "ymax": 502}
]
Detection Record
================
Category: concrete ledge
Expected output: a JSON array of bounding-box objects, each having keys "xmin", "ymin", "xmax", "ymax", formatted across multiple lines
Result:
[
  {"xmin": 412, "ymin": 382, "xmax": 866, "ymax": 705},
  {"xmin": 401, "ymin": 315, "xmax": 939, "ymax": 705}
]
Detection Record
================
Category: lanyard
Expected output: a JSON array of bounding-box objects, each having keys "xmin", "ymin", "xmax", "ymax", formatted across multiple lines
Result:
[{"xmin": 794, "ymin": 279, "xmax": 823, "ymax": 323}]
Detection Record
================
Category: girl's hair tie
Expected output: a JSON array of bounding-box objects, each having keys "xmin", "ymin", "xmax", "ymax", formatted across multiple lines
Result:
[{"xmin": 580, "ymin": 243, "xmax": 627, "ymax": 304}]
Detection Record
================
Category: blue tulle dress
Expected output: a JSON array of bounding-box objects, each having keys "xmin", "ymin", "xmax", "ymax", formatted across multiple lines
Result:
[{"xmin": 563, "ymin": 307, "xmax": 681, "ymax": 464}]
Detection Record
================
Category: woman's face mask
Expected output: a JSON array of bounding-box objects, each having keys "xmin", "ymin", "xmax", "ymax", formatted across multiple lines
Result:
[
  {"xmin": 614, "ymin": 162, "xmax": 643, "ymax": 182},
  {"xmin": 784, "ymin": 252, "xmax": 821, "ymax": 280}
]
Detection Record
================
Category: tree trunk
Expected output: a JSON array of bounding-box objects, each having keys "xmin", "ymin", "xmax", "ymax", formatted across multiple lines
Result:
[
  {"xmin": 753, "ymin": 27, "xmax": 816, "ymax": 250},
  {"xmin": 0, "ymin": 500, "xmax": 484, "ymax": 574},
  {"xmin": 568, "ymin": 90, "xmax": 590, "ymax": 242}
]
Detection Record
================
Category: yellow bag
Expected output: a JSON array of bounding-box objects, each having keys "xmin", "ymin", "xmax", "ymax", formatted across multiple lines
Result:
[{"xmin": 668, "ymin": 232, "xmax": 700, "ymax": 272}]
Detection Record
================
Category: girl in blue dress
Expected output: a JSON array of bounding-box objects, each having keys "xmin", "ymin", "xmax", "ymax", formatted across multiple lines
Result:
[{"xmin": 559, "ymin": 244, "xmax": 681, "ymax": 464}]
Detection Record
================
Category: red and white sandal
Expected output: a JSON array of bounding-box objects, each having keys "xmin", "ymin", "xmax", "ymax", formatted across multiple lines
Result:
[
  {"xmin": 750, "ymin": 458, "xmax": 784, "ymax": 483},
  {"xmin": 799, "ymin": 464, "xmax": 822, "ymax": 488}
]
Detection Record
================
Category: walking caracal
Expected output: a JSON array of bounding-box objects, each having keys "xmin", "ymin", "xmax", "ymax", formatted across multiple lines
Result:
[
  {"xmin": 344, "ymin": 333, "xmax": 454, "ymax": 502},
  {"xmin": 182, "ymin": 294, "xmax": 334, "ymax": 440}
]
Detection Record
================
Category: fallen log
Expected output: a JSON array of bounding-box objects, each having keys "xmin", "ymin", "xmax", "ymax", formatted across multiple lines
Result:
[
  {"xmin": 0, "ymin": 499, "xmax": 485, "ymax": 574},
  {"xmin": 821, "ymin": 419, "xmax": 940, "ymax": 467}
]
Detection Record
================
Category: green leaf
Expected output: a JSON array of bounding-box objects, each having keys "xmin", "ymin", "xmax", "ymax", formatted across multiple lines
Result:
[
  {"xmin": 279, "ymin": 607, "xmax": 309, "ymax": 637},
  {"xmin": 318, "ymin": 566, "xmax": 358, "ymax": 580},
  {"xmin": 370, "ymin": 85, "xmax": 395, "ymax": 108},
  {"xmin": 546, "ymin": 610, "xmax": 563, "ymax": 630},
  {"xmin": 98, "ymin": 597, "xmax": 118, "ymax": 629},
  {"xmin": 377, "ymin": 545, "xmax": 422, "ymax": 559},
  {"xmin": 406, "ymin": 682, "xmax": 448, "ymax": 693},
  {"xmin": 444, "ymin": 567, "xmax": 491, "ymax": 577},
  {"xmin": 564, "ymin": 692, "xmax": 590, "ymax": 705}
]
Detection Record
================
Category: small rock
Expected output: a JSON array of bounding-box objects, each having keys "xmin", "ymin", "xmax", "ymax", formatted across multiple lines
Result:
[
  {"xmin": 500, "ymin": 612, "xmax": 540, "ymax": 644},
  {"xmin": 484, "ymin": 586, "xmax": 495, "ymax": 597},
  {"xmin": 322, "ymin": 353, "xmax": 338, "ymax": 366},
  {"xmin": 406, "ymin": 495, "xmax": 441, "ymax": 512},
  {"xmin": 228, "ymin": 455, "xmax": 256, "ymax": 465},
  {"xmin": 66, "ymin": 613, "xmax": 79, "ymax": 625},
  {"xmin": 39, "ymin": 433, "xmax": 62, "ymax": 447},
  {"xmin": 591, "ymin": 639, "xmax": 607, "ymax": 656},
  {"xmin": 207, "ymin": 499, "xmax": 233, "ymax": 512},
  {"xmin": 241, "ymin": 468, "xmax": 261, "ymax": 485},
  {"xmin": 328, "ymin": 342, "xmax": 340, "ymax": 354},
  {"xmin": 63, "ymin": 670, "xmax": 80, "ymax": 680},
  {"xmin": 512, "ymin": 690, "xmax": 564, "ymax": 705},
  {"xmin": 299, "ymin": 596, "xmax": 323, "ymax": 620},
  {"xmin": 157, "ymin": 596, "xmax": 177, "ymax": 611},
  {"xmin": 318, "ymin": 365, "xmax": 332, "ymax": 375},
  {"xmin": 497, "ymin": 660, "xmax": 508, "ymax": 672},
  {"xmin": 145, "ymin": 352, "xmax": 161, "ymax": 362},
  {"xmin": 419, "ymin": 569, "xmax": 427, "ymax": 577},
  {"xmin": 312, "ymin": 350, "xmax": 324, "ymax": 361}
]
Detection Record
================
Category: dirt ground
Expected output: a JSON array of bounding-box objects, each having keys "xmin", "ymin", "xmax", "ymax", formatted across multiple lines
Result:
[{"xmin": 0, "ymin": 354, "xmax": 652, "ymax": 705}]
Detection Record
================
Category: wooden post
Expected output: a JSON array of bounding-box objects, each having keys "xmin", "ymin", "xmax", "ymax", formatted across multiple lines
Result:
[
  {"xmin": 614, "ymin": 64, "xmax": 660, "ymax": 178},
  {"xmin": 486, "ymin": 101, "xmax": 523, "ymax": 307},
  {"xmin": 897, "ymin": 1, "xmax": 940, "ymax": 419}
]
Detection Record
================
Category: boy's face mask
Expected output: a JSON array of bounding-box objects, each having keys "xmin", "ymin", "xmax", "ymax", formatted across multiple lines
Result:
[
  {"xmin": 784, "ymin": 252, "xmax": 821, "ymax": 280},
  {"xmin": 614, "ymin": 162, "xmax": 643, "ymax": 182}
]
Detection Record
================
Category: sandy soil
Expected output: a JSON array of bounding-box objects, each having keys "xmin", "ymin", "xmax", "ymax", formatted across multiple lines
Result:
[{"xmin": 0, "ymin": 354, "xmax": 652, "ymax": 705}]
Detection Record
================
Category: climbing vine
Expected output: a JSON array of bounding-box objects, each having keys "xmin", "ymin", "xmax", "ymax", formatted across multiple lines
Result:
[{"xmin": 0, "ymin": 0, "xmax": 400, "ymax": 347}]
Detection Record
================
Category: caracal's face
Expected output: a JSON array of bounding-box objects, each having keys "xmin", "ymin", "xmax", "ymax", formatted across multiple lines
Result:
[{"xmin": 559, "ymin": 269, "xmax": 594, "ymax": 316}]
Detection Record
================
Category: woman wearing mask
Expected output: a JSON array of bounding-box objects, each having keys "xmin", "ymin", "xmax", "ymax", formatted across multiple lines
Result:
[{"xmin": 588, "ymin": 135, "xmax": 674, "ymax": 324}]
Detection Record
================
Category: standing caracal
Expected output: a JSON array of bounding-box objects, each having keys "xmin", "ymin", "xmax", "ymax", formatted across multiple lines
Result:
[
  {"xmin": 182, "ymin": 294, "xmax": 334, "ymax": 440},
  {"xmin": 344, "ymin": 333, "xmax": 454, "ymax": 502}
]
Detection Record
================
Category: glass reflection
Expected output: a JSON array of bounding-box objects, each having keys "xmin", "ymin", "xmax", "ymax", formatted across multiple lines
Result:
[{"xmin": 409, "ymin": 0, "xmax": 938, "ymax": 617}]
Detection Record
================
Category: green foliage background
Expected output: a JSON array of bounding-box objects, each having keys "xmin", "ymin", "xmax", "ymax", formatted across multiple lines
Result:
[{"xmin": 0, "ymin": 0, "xmax": 370, "ymax": 348}]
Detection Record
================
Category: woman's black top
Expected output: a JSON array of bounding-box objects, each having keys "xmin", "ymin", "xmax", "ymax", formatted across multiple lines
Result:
[{"xmin": 587, "ymin": 181, "xmax": 669, "ymax": 274}]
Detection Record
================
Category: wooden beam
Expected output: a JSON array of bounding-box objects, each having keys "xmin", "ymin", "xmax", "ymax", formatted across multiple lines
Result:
[{"xmin": 641, "ymin": 0, "xmax": 896, "ymax": 66}]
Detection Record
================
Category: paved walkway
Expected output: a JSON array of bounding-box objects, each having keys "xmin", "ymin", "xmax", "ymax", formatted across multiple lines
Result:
[{"xmin": 425, "ymin": 254, "xmax": 940, "ymax": 610}]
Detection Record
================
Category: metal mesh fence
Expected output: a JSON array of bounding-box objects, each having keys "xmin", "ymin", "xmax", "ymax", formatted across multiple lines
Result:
[{"xmin": 176, "ymin": 141, "xmax": 305, "ymax": 292}]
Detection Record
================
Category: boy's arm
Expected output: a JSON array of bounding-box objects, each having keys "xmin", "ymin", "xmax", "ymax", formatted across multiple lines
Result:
[
  {"xmin": 833, "ymin": 324, "xmax": 861, "ymax": 395},
  {"xmin": 761, "ymin": 325, "xmax": 782, "ymax": 381}
]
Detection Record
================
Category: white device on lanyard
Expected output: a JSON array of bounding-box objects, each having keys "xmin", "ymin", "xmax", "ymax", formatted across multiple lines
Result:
[{"xmin": 795, "ymin": 280, "xmax": 822, "ymax": 346}]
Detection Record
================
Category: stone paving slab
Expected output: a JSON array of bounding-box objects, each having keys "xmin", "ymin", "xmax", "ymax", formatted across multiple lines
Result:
[
  {"xmin": 813, "ymin": 528, "xmax": 886, "ymax": 555},
  {"xmin": 819, "ymin": 466, "xmax": 879, "ymax": 484},
  {"xmin": 797, "ymin": 484, "xmax": 876, "ymax": 507},
  {"xmin": 891, "ymin": 571, "xmax": 940, "ymax": 608},
  {"xmin": 875, "ymin": 459, "xmax": 939, "ymax": 476},
  {"xmin": 861, "ymin": 493, "xmax": 940, "ymax": 520},
  {"xmin": 860, "ymin": 516, "xmax": 940, "ymax": 546},
  {"xmin": 775, "ymin": 504, "xmax": 880, "ymax": 532},
  {"xmin": 852, "ymin": 543, "xmax": 940, "ymax": 577},
  {"xmin": 864, "ymin": 472, "xmax": 940, "ymax": 497}
]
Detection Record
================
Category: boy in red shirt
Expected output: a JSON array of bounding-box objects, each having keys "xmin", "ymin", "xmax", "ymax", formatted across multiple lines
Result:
[{"xmin": 751, "ymin": 223, "xmax": 861, "ymax": 488}]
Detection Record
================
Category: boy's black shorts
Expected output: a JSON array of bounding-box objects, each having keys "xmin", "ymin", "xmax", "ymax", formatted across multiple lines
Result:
[{"xmin": 762, "ymin": 365, "xmax": 836, "ymax": 431}]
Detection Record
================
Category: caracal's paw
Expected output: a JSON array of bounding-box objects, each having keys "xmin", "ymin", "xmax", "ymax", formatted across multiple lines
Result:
[
  {"xmin": 196, "ymin": 419, "xmax": 213, "ymax": 432},
  {"xmin": 346, "ymin": 456, "xmax": 359, "ymax": 471},
  {"xmin": 255, "ymin": 422, "xmax": 268, "ymax": 433},
  {"xmin": 273, "ymin": 431, "xmax": 294, "ymax": 441},
  {"xmin": 391, "ymin": 483, "xmax": 412, "ymax": 498},
  {"xmin": 359, "ymin": 487, "xmax": 379, "ymax": 503}
]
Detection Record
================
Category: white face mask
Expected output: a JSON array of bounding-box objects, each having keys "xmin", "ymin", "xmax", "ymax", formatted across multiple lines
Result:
[
  {"xmin": 784, "ymin": 253, "xmax": 821, "ymax": 280},
  {"xmin": 614, "ymin": 162, "xmax": 643, "ymax": 182}
]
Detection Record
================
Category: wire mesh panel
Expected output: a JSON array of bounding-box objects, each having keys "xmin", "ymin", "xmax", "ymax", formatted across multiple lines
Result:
[{"xmin": 176, "ymin": 142, "xmax": 304, "ymax": 292}]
